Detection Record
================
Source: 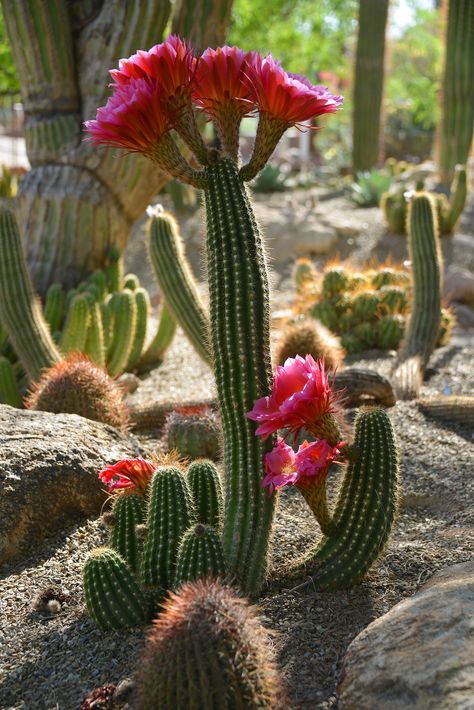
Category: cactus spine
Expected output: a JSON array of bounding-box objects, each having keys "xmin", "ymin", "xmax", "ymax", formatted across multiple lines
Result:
[
  {"xmin": 294, "ymin": 408, "xmax": 399, "ymax": 589},
  {"xmin": 137, "ymin": 300, "xmax": 177, "ymax": 371},
  {"xmin": 187, "ymin": 460, "xmax": 223, "ymax": 529},
  {"xmin": 109, "ymin": 494, "xmax": 146, "ymax": 573},
  {"xmin": 148, "ymin": 210, "xmax": 211, "ymax": 364},
  {"xmin": 142, "ymin": 467, "xmax": 196, "ymax": 593},
  {"xmin": 204, "ymin": 159, "xmax": 275, "ymax": 594},
  {"xmin": 352, "ymin": 0, "xmax": 390, "ymax": 172},
  {"xmin": 393, "ymin": 194, "xmax": 443, "ymax": 399},
  {"xmin": 438, "ymin": 0, "xmax": 474, "ymax": 184},
  {"xmin": 174, "ymin": 524, "xmax": 227, "ymax": 588},
  {"xmin": 83, "ymin": 548, "xmax": 147, "ymax": 631},
  {"xmin": 0, "ymin": 356, "xmax": 22, "ymax": 407},
  {"xmin": 0, "ymin": 208, "xmax": 61, "ymax": 380}
]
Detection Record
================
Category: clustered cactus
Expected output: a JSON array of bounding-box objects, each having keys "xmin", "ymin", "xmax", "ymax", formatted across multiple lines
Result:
[
  {"xmin": 164, "ymin": 405, "xmax": 222, "ymax": 460},
  {"xmin": 84, "ymin": 458, "xmax": 225, "ymax": 630}
]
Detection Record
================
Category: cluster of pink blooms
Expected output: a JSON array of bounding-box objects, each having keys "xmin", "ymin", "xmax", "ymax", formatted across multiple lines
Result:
[
  {"xmin": 99, "ymin": 457, "xmax": 155, "ymax": 495},
  {"xmin": 85, "ymin": 35, "xmax": 343, "ymax": 156},
  {"xmin": 247, "ymin": 355, "xmax": 345, "ymax": 495}
]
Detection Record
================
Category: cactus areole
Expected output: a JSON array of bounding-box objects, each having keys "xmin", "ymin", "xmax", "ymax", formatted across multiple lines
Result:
[{"xmin": 86, "ymin": 36, "xmax": 342, "ymax": 593}]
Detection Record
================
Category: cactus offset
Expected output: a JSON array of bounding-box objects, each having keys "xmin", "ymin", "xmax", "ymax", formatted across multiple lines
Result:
[
  {"xmin": 135, "ymin": 580, "xmax": 283, "ymax": 710},
  {"xmin": 83, "ymin": 548, "xmax": 147, "ymax": 631},
  {"xmin": 187, "ymin": 459, "xmax": 223, "ymax": 529},
  {"xmin": 0, "ymin": 208, "xmax": 60, "ymax": 380},
  {"xmin": 109, "ymin": 493, "xmax": 146, "ymax": 574},
  {"xmin": 59, "ymin": 293, "xmax": 91, "ymax": 354},
  {"xmin": 137, "ymin": 301, "xmax": 177, "ymax": 371},
  {"xmin": 83, "ymin": 301, "xmax": 106, "ymax": 368},
  {"xmin": 106, "ymin": 290, "xmax": 137, "ymax": 377},
  {"xmin": 148, "ymin": 209, "xmax": 211, "ymax": 364},
  {"xmin": 165, "ymin": 406, "xmax": 222, "ymax": 460},
  {"xmin": 174, "ymin": 524, "xmax": 227, "ymax": 588}
]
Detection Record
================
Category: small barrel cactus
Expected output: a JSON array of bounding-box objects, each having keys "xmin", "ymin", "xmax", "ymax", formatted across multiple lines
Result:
[
  {"xmin": 134, "ymin": 580, "xmax": 284, "ymax": 710},
  {"xmin": 187, "ymin": 459, "xmax": 223, "ymax": 529},
  {"xmin": 164, "ymin": 406, "xmax": 222, "ymax": 460},
  {"xmin": 174, "ymin": 523, "xmax": 227, "ymax": 589},
  {"xmin": 275, "ymin": 318, "xmax": 344, "ymax": 370}
]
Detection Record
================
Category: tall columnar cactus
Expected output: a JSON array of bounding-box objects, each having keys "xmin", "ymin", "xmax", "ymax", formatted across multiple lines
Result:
[
  {"xmin": 438, "ymin": 0, "xmax": 474, "ymax": 184},
  {"xmin": 441, "ymin": 164, "xmax": 468, "ymax": 232},
  {"xmin": 43, "ymin": 283, "xmax": 66, "ymax": 334},
  {"xmin": 59, "ymin": 293, "xmax": 90, "ymax": 354},
  {"xmin": 142, "ymin": 466, "xmax": 196, "ymax": 593},
  {"xmin": 83, "ymin": 301, "xmax": 106, "ymax": 368},
  {"xmin": 137, "ymin": 301, "xmax": 177, "ymax": 371},
  {"xmin": 135, "ymin": 580, "xmax": 283, "ymax": 710},
  {"xmin": 0, "ymin": 208, "xmax": 61, "ymax": 380},
  {"xmin": 83, "ymin": 548, "xmax": 147, "ymax": 631},
  {"xmin": 187, "ymin": 460, "xmax": 223, "ymax": 528},
  {"xmin": 148, "ymin": 209, "xmax": 211, "ymax": 364},
  {"xmin": 393, "ymin": 193, "xmax": 443, "ymax": 400},
  {"xmin": 352, "ymin": 0, "xmax": 390, "ymax": 172},
  {"xmin": 0, "ymin": 356, "xmax": 23, "ymax": 408},
  {"xmin": 106, "ymin": 290, "xmax": 137, "ymax": 377},
  {"xmin": 109, "ymin": 493, "xmax": 146, "ymax": 573},
  {"xmin": 174, "ymin": 523, "xmax": 227, "ymax": 588},
  {"xmin": 294, "ymin": 407, "xmax": 399, "ymax": 589},
  {"xmin": 125, "ymin": 287, "xmax": 150, "ymax": 371}
]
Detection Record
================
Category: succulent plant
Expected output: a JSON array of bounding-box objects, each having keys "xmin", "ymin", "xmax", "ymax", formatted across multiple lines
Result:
[
  {"xmin": 164, "ymin": 406, "xmax": 221, "ymax": 461},
  {"xmin": 275, "ymin": 318, "xmax": 344, "ymax": 370}
]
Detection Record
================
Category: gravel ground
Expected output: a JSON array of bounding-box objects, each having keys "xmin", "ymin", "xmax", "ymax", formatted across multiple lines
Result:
[{"xmin": 1, "ymin": 332, "xmax": 473, "ymax": 710}]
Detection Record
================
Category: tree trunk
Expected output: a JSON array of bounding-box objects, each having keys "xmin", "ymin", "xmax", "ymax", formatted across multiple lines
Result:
[
  {"xmin": 2, "ymin": 0, "xmax": 232, "ymax": 295},
  {"xmin": 352, "ymin": 0, "xmax": 390, "ymax": 173}
]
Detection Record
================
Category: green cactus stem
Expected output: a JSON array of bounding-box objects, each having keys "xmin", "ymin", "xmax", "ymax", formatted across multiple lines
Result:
[
  {"xmin": 105, "ymin": 246, "xmax": 124, "ymax": 293},
  {"xmin": 109, "ymin": 493, "xmax": 146, "ymax": 574},
  {"xmin": 174, "ymin": 523, "xmax": 227, "ymax": 589},
  {"xmin": 126, "ymin": 287, "xmax": 150, "ymax": 371},
  {"xmin": 335, "ymin": 368, "xmax": 396, "ymax": 407},
  {"xmin": 141, "ymin": 466, "xmax": 196, "ymax": 593},
  {"xmin": 352, "ymin": 0, "xmax": 390, "ymax": 172},
  {"xmin": 83, "ymin": 301, "xmax": 106, "ymax": 368},
  {"xmin": 148, "ymin": 209, "xmax": 211, "ymax": 364},
  {"xmin": 438, "ymin": 1, "xmax": 474, "ymax": 184},
  {"xmin": 87, "ymin": 270, "xmax": 107, "ymax": 301},
  {"xmin": 83, "ymin": 547, "xmax": 146, "ymax": 631},
  {"xmin": 393, "ymin": 193, "xmax": 443, "ymax": 400},
  {"xmin": 288, "ymin": 407, "xmax": 399, "ymax": 589},
  {"xmin": 123, "ymin": 273, "xmax": 140, "ymax": 291},
  {"xmin": 0, "ymin": 208, "xmax": 61, "ymax": 380},
  {"xmin": 43, "ymin": 283, "xmax": 66, "ymax": 333},
  {"xmin": 441, "ymin": 164, "xmax": 468, "ymax": 232},
  {"xmin": 187, "ymin": 460, "xmax": 223, "ymax": 529},
  {"xmin": 137, "ymin": 300, "xmax": 177, "ymax": 371},
  {"xmin": 0, "ymin": 356, "xmax": 23, "ymax": 407},
  {"xmin": 106, "ymin": 290, "xmax": 137, "ymax": 377},
  {"xmin": 165, "ymin": 407, "xmax": 222, "ymax": 460},
  {"xmin": 204, "ymin": 159, "xmax": 276, "ymax": 594},
  {"xmin": 59, "ymin": 293, "xmax": 90, "ymax": 355}
]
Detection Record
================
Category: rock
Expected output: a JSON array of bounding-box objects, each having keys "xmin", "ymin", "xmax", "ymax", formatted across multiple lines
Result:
[
  {"xmin": 444, "ymin": 265, "xmax": 474, "ymax": 306},
  {"xmin": 337, "ymin": 561, "xmax": 474, "ymax": 709},
  {"xmin": 452, "ymin": 302, "xmax": 474, "ymax": 329},
  {"xmin": 117, "ymin": 372, "xmax": 140, "ymax": 394},
  {"xmin": 0, "ymin": 405, "xmax": 142, "ymax": 566}
]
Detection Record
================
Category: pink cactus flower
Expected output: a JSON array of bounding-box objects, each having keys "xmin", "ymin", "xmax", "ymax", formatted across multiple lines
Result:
[
  {"xmin": 262, "ymin": 437, "xmax": 342, "ymax": 494},
  {"xmin": 193, "ymin": 45, "xmax": 258, "ymax": 118},
  {"xmin": 99, "ymin": 458, "xmax": 156, "ymax": 495},
  {"xmin": 246, "ymin": 54, "xmax": 343, "ymax": 126},
  {"xmin": 247, "ymin": 355, "xmax": 341, "ymax": 439},
  {"xmin": 84, "ymin": 77, "xmax": 171, "ymax": 155}
]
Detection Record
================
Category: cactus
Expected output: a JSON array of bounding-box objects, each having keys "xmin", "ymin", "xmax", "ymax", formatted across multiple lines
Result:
[
  {"xmin": 87, "ymin": 270, "xmax": 107, "ymax": 301},
  {"xmin": 440, "ymin": 165, "xmax": 468, "ymax": 232},
  {"xmin": 438, "ymin": 1, "xmax": 474, "ymax": 184},
  {"xmin": 352, "ymin": 0, "xmax": 390, "ymax": 172},
  {"xmin": 335, "ymin": 368, "xmax": 395, "ymax": 407},
  {"xmin": 59, "ymin": 293, "xmax": 91, "ymax": 354},
  {"xmin": 291, "ymin": 408, "xmax": 399, "ymax": 589},
  {"xmin": 26, "ymin": 355, "xmax": 129, "ymax": 431},
  {"xmin": 0, "ymin": 356, "xmax": 23, "ymax": 407},
  {"xmin": 417, "ymin": 395, "xmax": 474, "ymax": 427},
  {"xmin": 294, "ymin": 257, "xmax": 317, "ymax": 295},
  {"xmin": 321, "ymin": 266, "xmax": 350, "ymax": 299},
  {"xmin": 137, "ymin": 301, "xmax": 177, "ymax": 371},
  {"xmin": 109, "ymin": 493, "xmax": 146, "ymax": 573},
  {"xmin": 375, "ymin": 314, "xmax": 405, "ymax": 350},
  {"xmin": 204, "ymin": 160, "xmax": 275, "ymax": 594},
  {"xmin": 83, "ymin": 548, "xmax": 147, "ymax": 631},
  {"xmin": 351, "ymin": 291, "xmax": 380, "ymax": 320},
  {"xmin": 437, "ymin": 307, "xmax": 456, "ymax": 346},
  {"xmin": 123, "ymin": 273, "xmax": 140, "ymax": 291},
  {"xmin": 125, "ymin": 288, "xmax": 150, "ymax": 371},
  {"xmin": 105, "ymin": 246, "xmax": 124, "ymax": 293},
  {"xmin": 0, "ymin": 208, "xmax": 61, "ymax": 380},
  {"xmin": 379, "ymin": 285, "xmax": 408, "ymax": 313},
  {"xmin": 381, "ymin": 189, "xmax": 407, "ymax": 233},
  {"xmin": 187, "ymin": 460, "xmax": 224, "ymax": 529},
  {"xmin": 174, "ymin": 524, "xmax": 227, "ymax": 588},
  {"xmin": 393, "ymin": 194, "xmax": 443, "ymax": 400},
  {"xmin": 106, "ymin": 290, "xmax": 137, "ymax": 377},
  {"xmin": 43, "ymin": 283, "xmax": 66, "ymax": 333},
  {"xmin": 148, "ymin": 209, "xmax": 211, "ymax": 364},
  {"xmin": 141, "ymin": 466, "xmax": 196, "ymax": 593},
  {"xmin": 129, "ymin": 397, "xmax": 215, "ymax": 432},
  {"xmin": 164, "ymin": 406, "xmax": 222, "ymax": 460},
  {"xmin": 275, "ymin": 318, "xmax": 344, "ymax": 370},
  {"xmin": 135, "ymin": 580, "xmax": 283, "ymax": 710},
  {"xmin": 83, "ymin": 302, "xmax": 106, "ymax": 368}
]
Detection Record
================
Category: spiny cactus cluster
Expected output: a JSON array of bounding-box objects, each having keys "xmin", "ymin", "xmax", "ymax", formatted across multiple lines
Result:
[
  {"xmin": 275, "ymin": 317, "xmax": 344, "ymax": 370},
  {"xmin": 292, "ymin": 257, "xmax": 454, "ymax": 355},
  {"xmin": 382, "ymin": 164, "xmax": 468, "ymax": 235},
  {"xmin": 84, "ymin": 459, "xmax": 225, "ymax": 630},
  {"xmin": 134, "ymin": 579, "xmax": 284, "ymax": 710},
  {"xmin": 164, "ymin": 405, "xmax": 222, "ymax": 460}
]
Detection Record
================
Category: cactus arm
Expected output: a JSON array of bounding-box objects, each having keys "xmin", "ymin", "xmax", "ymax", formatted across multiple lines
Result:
[
  {"xmin": 43, "ymin": 283, "xmax": 66, "ymax": 333},
  {"xmin": 0, "ymin": 208, "xmax": 60, "ymax": 380},
  {"xmin": 0, "ymin": 356, "xmax": 23, "ymax": 408},
  {"xmin": 187, "ymin": 460, "xmax": 224, "ymax": 529},
  {"xmin": 109, "ymin": 494, "xmax": 146, "ymax": 574},
  {"xmin": 59, "ymin": 293, "xmax": 90, "ymax": 354},
  {"xmin": 126, "ymin": 287, "xmax": 150, "ymax": 371},
  {"xmin": 174, "ymin": 524, "xmax": 227, "ymax": 589},
  {"xmin": 137, "ymin": 300, "xmax": 177, "ymax": 371},
  {"xmin": 204, "ymin": 159, "xmax": 275, "ymax": 594},
  {"xmin": 106, "ymin": 290, "xmax": 137, "ymax": 377},
  {"xmin": 148, "ymin": 212, "xmax": 211, "ymax": 364},
  {"xmin": 83, "ymin": 301, "xmax": 106, "ymax": 368}
]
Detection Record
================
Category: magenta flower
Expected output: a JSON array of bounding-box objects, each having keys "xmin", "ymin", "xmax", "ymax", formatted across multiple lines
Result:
[
  {"xmin": 247, "ymin": 355, "xmax": 341, "ymax": 439},
  {"xmin": 262, "ymin": 436, "xmax": 342, "ymax": 495},
  {"xmin": 246, "ymin": 54, "xmax": 343, "ymax": 127},
  {"xmin": 99, "ymin": 458, "xmax": 156, "ymax": 495}
]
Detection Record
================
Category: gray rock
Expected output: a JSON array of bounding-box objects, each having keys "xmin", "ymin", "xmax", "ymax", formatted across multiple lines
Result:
[
  {"xmin": 444, "ymin": 265, "xmax": 474, "ymax": 306},
  {"xmin": 337, "ymin": 562, "xmax": 474, "ymax": 709},
  {"xmin": 0, "ymin": 405, "xmax": 142, "ymax": 566}
]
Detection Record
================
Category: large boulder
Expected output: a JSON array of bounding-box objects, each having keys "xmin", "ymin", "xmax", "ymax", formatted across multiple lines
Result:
[
  {"xmin": 0, "ymin": 405, "xmax": 143, "ymax": 566},
  {"xmin": 337, "ymin": 562, "xmax": 474, "ymax": 709}
]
